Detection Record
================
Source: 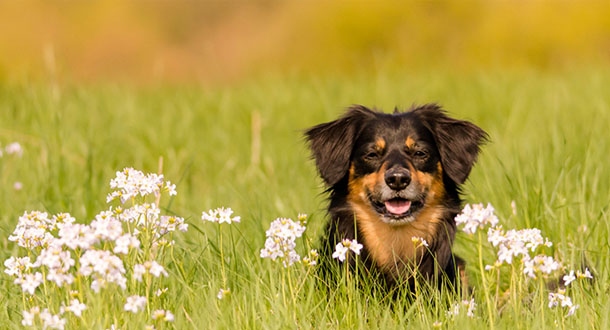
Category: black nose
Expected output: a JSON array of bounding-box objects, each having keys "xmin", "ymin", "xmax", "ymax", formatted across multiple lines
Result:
[{"xmin": 384, "ymin": 167, "xmax": 411, "ymax": 191}]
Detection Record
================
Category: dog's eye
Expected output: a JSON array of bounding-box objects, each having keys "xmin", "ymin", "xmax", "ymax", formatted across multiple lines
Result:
[
  {"xmin": 364, "ymin": 151, "xmax": 379, "ymax": 160},
  {"xmin": 413, "ymin": 150, "xmax": 428, "ymax": 158}
]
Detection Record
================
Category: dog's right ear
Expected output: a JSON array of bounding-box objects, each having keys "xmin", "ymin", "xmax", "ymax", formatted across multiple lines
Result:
[{"xmin": 305, "ymin": 105, "xmax": 374, "ymax": 186}]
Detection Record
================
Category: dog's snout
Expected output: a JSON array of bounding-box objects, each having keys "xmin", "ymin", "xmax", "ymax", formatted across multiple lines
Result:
[{"xmin": 384, "ymin": 167, "xmax": 411, "ymax": 191}]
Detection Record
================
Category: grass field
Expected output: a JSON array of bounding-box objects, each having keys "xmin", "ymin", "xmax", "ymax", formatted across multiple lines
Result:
[{"xmin": 1, "ymin": 68, "xmax": 609, "ymax": 329}]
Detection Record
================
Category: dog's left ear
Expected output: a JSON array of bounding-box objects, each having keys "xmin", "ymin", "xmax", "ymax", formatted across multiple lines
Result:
[
  {"xmin": 305, "ymin": 105, "xmax": 375, "ymax": 186},
  {"xmin": 414, "ymin": 104, "xmax": 489, "ymax": 184}
]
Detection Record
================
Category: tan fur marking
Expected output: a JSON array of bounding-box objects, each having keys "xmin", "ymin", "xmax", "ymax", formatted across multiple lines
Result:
[
  {"xmin": 347, "ymin": 162, "xmax": 447, "ymax": 278},
  {"xmin": 375, "ymin": 139, "xmax": 386, "ymax": 151},
  {"xmin": 405, "ymin": 137, "xmax": 416, "ymax": 149}
]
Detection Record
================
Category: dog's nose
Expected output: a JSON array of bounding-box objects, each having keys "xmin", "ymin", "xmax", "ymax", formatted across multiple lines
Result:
[{"xmin": 384, "ymin": 167, "xmax": 411, "ymax": 191}]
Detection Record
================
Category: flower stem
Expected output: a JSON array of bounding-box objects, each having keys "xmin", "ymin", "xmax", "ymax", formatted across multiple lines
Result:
[
  {"xmin": 286, "ymin": 266, "xmax": 298, "ymax": 323},
  {"xmin": 218, "ymin": 224, "xmax": 227, "ymax": 290},
  {"xmin": 538, "ymin": 276, "xmax": 545, "ymax": 326},
  {"xmin": 478, "ymin": 231, "xmax": 495, "ymax": 329}
]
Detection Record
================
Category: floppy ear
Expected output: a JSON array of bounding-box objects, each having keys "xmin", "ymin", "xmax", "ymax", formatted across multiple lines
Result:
[
  {"xmin": 413, "ymin": 104, "xmax": 489, "ymax": 184},
  {"xmin": 305, "ymin": 105, "xmax": 374, "ymax": 186}
]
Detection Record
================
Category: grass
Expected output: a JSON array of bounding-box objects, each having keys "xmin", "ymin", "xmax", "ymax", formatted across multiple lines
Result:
[{"xmin": 0, "ymin": 67, "xmax": 609, "ymax": 329}]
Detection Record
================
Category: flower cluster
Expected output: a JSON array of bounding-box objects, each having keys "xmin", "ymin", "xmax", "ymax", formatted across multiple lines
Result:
[
  {"xmin": 562, "ymin": 268, "xmax": 593, "ymax": 286},
  {"xmin": 332, "ymin": 239, "xmax": 363, "ymax": 262},
  {"xmin": 260, "ymin": 216, "xmax": 307, "ymax": 267},
  {"xmin": 124, "ymin": 295, "xmax": 147, "ymax": 313},
  {"xmin": 446, "ymin": 298, "xmax": 477, "ymax": 319},
  {"xmin": 21, "ymin": 306, "xmax": 65, "ymax": 328},
  {"xmin": 202, "ymin": 207, "xmax": 241, "ymax": 224},
  {"xmin": 302, "ymin": 249, "xmax": 319, "ymax": 267},
  {"xmin": 522, "ymin": 254, "xmax": 561, "ymax": 279},
  {"xmin": 107, "ymin": 167, "xmax": 176, "ymax": 204},
  {"xmin": 3, "ymin": 168, "xmax": 185, "ymax": 328},
  {"xmin": 487, "ymin": 226, "xmax": 553, "ymax": 265},
  {"xmin": 455, "ymin": 203, "xmax": 499, "ymax": 234},
  {"xmin": 548, "ymin": 289, "xmax": 579, "ymax": 316},
  {"xmin": 456, "ymin": 201, "xmax": 591, "ymax": 319}
]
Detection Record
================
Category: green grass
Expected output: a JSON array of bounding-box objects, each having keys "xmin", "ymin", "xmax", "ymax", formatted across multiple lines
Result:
[{"xmin": 1, "ymin": 67, "xmax": 609, "ymax": 329}]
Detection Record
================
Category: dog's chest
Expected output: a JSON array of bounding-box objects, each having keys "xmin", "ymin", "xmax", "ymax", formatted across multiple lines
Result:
[{"xmin": 352, "ymin": 203, "xmax": 442, "ymax": 271}]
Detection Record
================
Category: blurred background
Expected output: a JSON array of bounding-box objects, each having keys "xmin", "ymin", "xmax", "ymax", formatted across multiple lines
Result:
[{"xmin": 1, "ymin": 0, "xmax": 610, "ymax": 84}]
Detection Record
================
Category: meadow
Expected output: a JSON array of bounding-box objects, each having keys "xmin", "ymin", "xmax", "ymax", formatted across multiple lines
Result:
[{"xmin": 1, "ymin": 67, "xmax": 609, "ymax": 329}]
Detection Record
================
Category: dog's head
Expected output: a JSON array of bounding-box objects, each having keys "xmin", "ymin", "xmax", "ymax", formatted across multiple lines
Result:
[{"xmin": 305, "ymin": 104, "xmax": 488, "ymax": 225}]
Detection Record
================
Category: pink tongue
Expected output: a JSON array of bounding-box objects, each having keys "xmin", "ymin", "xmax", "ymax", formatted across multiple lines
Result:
[{"xmin": 385, "ymin": 199, "xmax": 411, "ymax": 215}]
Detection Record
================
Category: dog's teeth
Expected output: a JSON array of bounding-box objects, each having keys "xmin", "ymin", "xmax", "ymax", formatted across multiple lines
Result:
[{"xmin": 385, "ymin": 200, "xmax": 411, "ymax": 215}]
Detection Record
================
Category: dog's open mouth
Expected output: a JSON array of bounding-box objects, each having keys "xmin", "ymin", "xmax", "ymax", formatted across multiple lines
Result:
[{"xmin": 371, "ymin": 197, "xmax": 424, "ymax": 221}]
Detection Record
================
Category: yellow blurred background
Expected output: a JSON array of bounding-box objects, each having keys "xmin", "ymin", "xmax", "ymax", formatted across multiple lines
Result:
[{"xmin": 1, "ymin": 0, "xmax": 609, "ymax": 84}]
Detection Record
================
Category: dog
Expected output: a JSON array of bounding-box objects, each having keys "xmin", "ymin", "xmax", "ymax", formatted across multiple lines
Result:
[{"xmin": 305, "ymin": 104, "xmax": 488, "ymax": 293}]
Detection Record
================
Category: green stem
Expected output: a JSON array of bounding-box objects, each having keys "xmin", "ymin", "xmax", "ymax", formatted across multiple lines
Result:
[
  {"xmin": 219, "ymin": 224, "xmax": 227, "ymax": 290},
  {"xmin": 286, "ymin": 266, "xmax": 297, "ymax": 323},
  {"xmin": 538, "ymin": 276, "xmax": 545, "ymax": 327},
  {"xmin": 478, "ymin": 231, "xmax": 495, "ymax": 329}
]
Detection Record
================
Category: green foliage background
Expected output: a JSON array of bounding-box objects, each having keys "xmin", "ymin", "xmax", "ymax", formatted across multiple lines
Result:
[{"xmin": 1, "ymin": 67, "xmax": 609, "ymax": 328}]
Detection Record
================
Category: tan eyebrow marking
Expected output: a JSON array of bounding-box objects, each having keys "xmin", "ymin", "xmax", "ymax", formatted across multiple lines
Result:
[
  {"xmin": 375, "ymin": 138, "xmax": 386, "ymax": 150},
  {"xmin": 405, "ymin": 137, "xmax": 416, "ymax": 148}
]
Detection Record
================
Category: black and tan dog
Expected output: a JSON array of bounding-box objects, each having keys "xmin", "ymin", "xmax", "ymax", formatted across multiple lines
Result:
[{"xmin": 305, "ymin": 104, "xmax": 487, "ymax": 293}]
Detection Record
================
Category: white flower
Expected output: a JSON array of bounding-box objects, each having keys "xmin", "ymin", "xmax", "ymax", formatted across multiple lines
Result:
[
  {"xmin": 164, "ymin": 182, "xmax": 177, "ymax": 196},
  {"xmin": 113, "ymin": 233, "xmax": 140, "ymax": 254},
  {"xmin": 411, "ymin": 236, "xmax": 429, "ymax": 247},
  {"xmin": 9, "ymin": 211, "xmax": 55, "ymax": 249},
  {"xmin": 133, "ymin": 261, "xmax": 168, "ymax": 282},
  {"xmin": 446, "ymin": 299, "xmax": 476, "ymax": 318},
  {"xmin": 152, "ymin": 309, "xmax": 174, "ymax": 322},
  {"xmin": 217, "ymin": 288, "xmax": 231, "ymax": 300},
  {"xmin": 332, "ymin": 239, "xmax": 363, "ymax": 262},
  {"xmin": 90, "ymin": 217, "xmax": 123, "ymax": 241},
  {"xmin": 567, "ymin": 304, "xmax": 580, "ymax": 316},
  {"xmin": 36, "ymin": 245, "xmax": 75, "ymax": 274},
  {"xmin": 260, "ymin": 217, "xmax": 307, "ymax": 267},
  {"xmin": 302, "ymin": 249, "xmax": 319, "ymax": 267},
  {"xmin": 65, "ymin": 299, "xmax": 87, "ymax": 317},
  {"xmin": 549, "ymin": 290, "xmax": 573, "ymax": 309},
  {"xmin": 58, "ymin": 223, "xmax": 97, "ymax": 250},
  {"xmin": 155, "ymin": 288, "xmax": 168, "ymax": 296},
  {"xmin": 124, "ymin": 295, "xmax": 147, "ymax": 313},
  {"xmin": 446, "ymin": 302, "xmax": 461, "ymax": 318},
  {"xmin": 158, "ymin": 215, "xmax": 187, "ymax": 235},
  {"xmin": 576, "ymin": 268, "xmax": 593, "ymax": 280},
  {"xmin": 332, "ymin": 243, "xmax": 349, "ymax": 262},
  {"xmin": 15, "ymin": 272, "xmax": 43, "ymax": 294},
  {"xmin": 202, "ymin": 207, "xmax": 240, "ymax": 224},
  {"xmin": 5, "ymin": 142, "xmax": 23, "ymax": 157},
  {"xmin": 39, "ymin": 308, "xmax": 65, "ymax": 330},
  {"xmin": 78, "ymin": 250, "xmax": 126, "ymax": 292},
  {"xmin": 46, "ymin": 268, "xmax": 75, "ymax": 287},
  {"xmin": 462, "ymin": 298, "xmax": 477, "ymax": 318},
  {"xmin": 455, "ymin": 203, "xmax": 499, "ymax": 234},
  {"xmin": 22, "ymin": 306, "xmax": 40, "ymax": 326},
  {"xmin": 523, "ymin": 255, "xmax": 561, "ymax": 279},
  {"xmin": 13, "ymin": 182, "xmax": 23, "ymax": 190},
  {"xmin": 563, "ymin": 270, "xmax": 576, "ymax": 286},
  {"xmin": 489, "ymin": 227, "xmax": 553, "ymax": 265},
  {"xmin": 107, "ymin": 168, "xmax": 175, "ymax": 203},
  {"xmin": 4, "ymin": 256, "xmax": 33, "ymax": 277}
]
